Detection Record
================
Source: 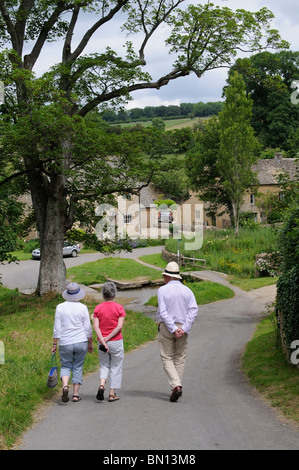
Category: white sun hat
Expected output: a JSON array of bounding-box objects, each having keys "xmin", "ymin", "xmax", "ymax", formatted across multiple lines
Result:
[
  {"xmin": 162, "ymin": 261, "xmax": 182, "ymax": 280},
  {"xmin": 62, "ymin": 282, "xmax": 85, "ymax": 301}
]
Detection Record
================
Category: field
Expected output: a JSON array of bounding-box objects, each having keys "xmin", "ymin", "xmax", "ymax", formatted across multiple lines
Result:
[{"xmin": 112, "ymin": 116, "xmax": 208, "ymax": 130}]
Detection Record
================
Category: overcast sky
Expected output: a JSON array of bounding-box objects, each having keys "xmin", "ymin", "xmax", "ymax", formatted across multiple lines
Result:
[{"xmin": 34, "ymin": 0, "xmax": 299, "ymax": 110}]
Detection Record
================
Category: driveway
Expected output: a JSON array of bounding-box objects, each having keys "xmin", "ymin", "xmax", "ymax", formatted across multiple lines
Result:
[{"xmin": 16, "ymin": 252, "xmax": 299, "ymax": 450}]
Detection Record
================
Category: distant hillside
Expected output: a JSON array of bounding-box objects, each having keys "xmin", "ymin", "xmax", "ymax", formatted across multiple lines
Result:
[
  {"xmin": 164, "ymin": 116, "xmax": 210, "ymax": 130},
  {"xmin": 111, "ymin": 116, "xmax": 210, "ymax": 130},
  {"xmin": 92, "ymin": 101, "xmax": 224, "ymax": 124}
]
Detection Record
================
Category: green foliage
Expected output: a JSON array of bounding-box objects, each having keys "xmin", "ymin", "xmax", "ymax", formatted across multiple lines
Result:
[
  {"xmin": 165, "ymin": 226, "xmax": 278, "ymax": 278},
  {"xmin": 100, "ymin": 101, "xmax": 224, "ymax": 123},
  {"xmin": 278, "ymin": 204, "xmax": 299, "ymax": 272},
  {"xmin": 276, "ymin": 266, "xmax": 299, "ymax": 356},
  {"xmin": 232, "ymin": 51, "xmax": 299, "ymax": 153},
  {"xmin": 218, "ymin": 71, "xmax": 260, "ymax": 235},
  {"xmin": 239, "ymin": 212, "xmax": 259, "ymax": 230},
  {"xmin": 154, "ymin": 199, "xmax": 177, "ymax": 208},
  {"xmin": 276, "ymin": 201, "xmax": 299, "ymax": 362},
  {"xmin": 22, "ymin": 239, "xmax": 40, "ymax": 253}
]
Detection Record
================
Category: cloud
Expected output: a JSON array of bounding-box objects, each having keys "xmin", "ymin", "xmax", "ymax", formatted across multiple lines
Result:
[
  {"xmin": 126, "ymin": 0, "xmax": 299, "ymax": 108},
  {"xmin": 31, "ymin": 0, "xmax": 298, "ymax": 108}
]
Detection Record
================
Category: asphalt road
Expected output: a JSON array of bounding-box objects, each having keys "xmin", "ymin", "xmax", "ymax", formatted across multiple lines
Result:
[
  {"xmin": 0, "ymin": 246, "xmax": 164, "ymax": 292},
  {"xmin": 4, "ymin": 248, "xmax": 299, "ymax": 450}
]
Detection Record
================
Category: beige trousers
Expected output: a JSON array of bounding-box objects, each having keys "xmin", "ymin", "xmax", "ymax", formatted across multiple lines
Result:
[{"xmin": 158, "ymin": 322, "xmax": 188, "ymax": 390}]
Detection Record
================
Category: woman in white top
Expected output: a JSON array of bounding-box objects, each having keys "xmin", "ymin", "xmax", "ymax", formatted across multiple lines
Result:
[{"xmin": 52, "ymin": 283, "xmax": 93, "ymax": 403}]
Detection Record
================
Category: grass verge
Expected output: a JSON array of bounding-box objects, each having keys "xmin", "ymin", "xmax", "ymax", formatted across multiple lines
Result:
[
  {"xmin": 243, "ymin": 310, "xmax": 299, "ymax": 425},
  {"xmin": 228, "ymin": 275, "xmax": 278, "ymax": 292},
  {"xmin": 66, "ymin": 257, "xmax": 162, "ymax": 285},
  {"xmin": 146, "ymin": 280, "xmax": 234, "ymax": 307}
]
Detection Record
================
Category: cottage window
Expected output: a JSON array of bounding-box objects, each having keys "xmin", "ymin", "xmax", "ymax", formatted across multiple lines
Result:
[
  {"xmin": 279, "ymin": 192, "xmax": 285, "ymax": 201},
  {"xmin": 123, "ymin": 215, "xmax": 132, "ymax": 224}
]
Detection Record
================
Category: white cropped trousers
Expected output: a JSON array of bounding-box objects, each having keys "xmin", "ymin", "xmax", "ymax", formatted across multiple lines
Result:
[{"xmin": 98, "ymin": 339, "xmax": 124, "ymax": 389}]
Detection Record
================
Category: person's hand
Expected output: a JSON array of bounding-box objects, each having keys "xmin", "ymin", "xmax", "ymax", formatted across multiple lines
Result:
[
  {"xmin": 174, "ymin": 328, "xmax": 185, "ymax": 338},
  {"xmin": 51, "ymin": 344, "xmax": 57, "ymax": 354},
  {"xmin": 102, "ymin": 338, "xmax": 109, "ymax": 352},
  {"xmin": 88, "ymin": 343, "xmax": 93, "ymax": 353}
]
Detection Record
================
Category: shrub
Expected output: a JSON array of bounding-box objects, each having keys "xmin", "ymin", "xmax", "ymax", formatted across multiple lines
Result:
[
  {"xmin": 278, "ymin": 204, "xmax": 299, "ymax": 272},
  {"xmin": 276, "ymin": 266, "xmax": 299, "ymax": 363},
  {"xmin": 23, "ymin": 239, "xmax": 40, "ymax": 253},
  {"xmin": 276, "ymin": 202, "xmax": 299, "ymax": 364}
]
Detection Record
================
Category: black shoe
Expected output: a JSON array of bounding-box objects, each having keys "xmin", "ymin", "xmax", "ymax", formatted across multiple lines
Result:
[
  {"xmin": 170, "ymin": 386, "xmax": 182, "ymax": 402},
  {"xmin": 96, "ymin": 386, "xmax": 105, "ymax": 401}
]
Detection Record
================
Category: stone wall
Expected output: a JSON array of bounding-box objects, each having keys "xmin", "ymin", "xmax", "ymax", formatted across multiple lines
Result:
[{"xmin": 161, "ymin": 248, "xmax": 181, "ymax": 264}]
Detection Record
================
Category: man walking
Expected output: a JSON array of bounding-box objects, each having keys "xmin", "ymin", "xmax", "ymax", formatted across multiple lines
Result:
[{"xmin": 157, "ymin": 261, "xmax": 198, "ymax": 402}]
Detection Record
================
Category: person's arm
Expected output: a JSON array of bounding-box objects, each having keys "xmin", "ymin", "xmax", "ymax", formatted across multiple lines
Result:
[
  {"xmin": 157, "ymin": 290, "xmax": 177, "ymax": 334},
  {"xmin": 52, "ymin": 306, "xmax": 61, "ymax": 353},
  {"xmin": 92, "ymin": 316, "xmax": 108, "ymax": 350},
  {"xmin": 182, "ymin": 292, "xmax": 198, "ymax": 334},
  {"xmin": 104, "ymin": 316, "xmax": 125, "ymax": 342},
  {"xmin": 51, "ymin": 338, "xmax": 58, "ymax": 353},
  {"xmin": 83, "ymin": 307, "xmax": 93, "ymax": 352}
]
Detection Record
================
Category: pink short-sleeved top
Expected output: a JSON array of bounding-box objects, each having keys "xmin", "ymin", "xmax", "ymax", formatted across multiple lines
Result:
[{"xmin": 93, "ymin": 301, "xmax": 126, "ymax": 341}]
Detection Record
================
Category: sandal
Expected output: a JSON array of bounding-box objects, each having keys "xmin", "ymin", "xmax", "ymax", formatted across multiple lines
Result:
[
  {"xmin": 61, "ymin": 386, "xmax": 69, "ymax": 403},
  {"xmin": 96, "ymin": 385, "xmax": 105, "ymax": 401},
  {"xmin": 72, "ymin": 395, "xmax": 81, "ymax": 402},
  {"xmin": 108, "ymin": 394, "xmax": 119, "ymax": 402}
]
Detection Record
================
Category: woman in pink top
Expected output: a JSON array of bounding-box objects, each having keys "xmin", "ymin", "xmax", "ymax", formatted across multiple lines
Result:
[{"xmin": 93, "ymin": 282, "xmax": 126, "ymax": 402}]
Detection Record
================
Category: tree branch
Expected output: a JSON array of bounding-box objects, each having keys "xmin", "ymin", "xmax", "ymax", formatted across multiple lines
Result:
[
  {"xmin": 62, "ymin": 4, "xmax": 80, "ymax": 63},
  {"xmin": 68, "ymin": 0, "xmax": 130, "ymax": 62},
  {"xmin": 137, "ymin": 0, "xmax": 185, "ymax": 65},
  {"xmin": 0, "ymin": 0, "xmax": 19, "ymax": 52},
  {"xmin": 78, "ymin": 68, "xmax": 188, "ymax": 116},
  {"xmin": 24, "ymin": 2, "xmax": 70, "ymax": 70},
  {"xmin": 0, "ymin": 169, "xmax": 29, "ymax": 187}
]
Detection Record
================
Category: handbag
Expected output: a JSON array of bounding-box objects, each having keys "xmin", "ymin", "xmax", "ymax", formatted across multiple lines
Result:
[
  {"xmin": 47, "ymin": 353, "xmax": 58, "ymax": 388},
  {"xmin": 99, "ymin": 343, "xmax": 108, "ymax": 352}
]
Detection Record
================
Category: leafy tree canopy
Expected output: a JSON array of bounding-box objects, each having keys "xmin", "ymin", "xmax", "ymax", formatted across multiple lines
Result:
[{"xmin": 230, "ymin": 51, "xmax": 299, "ymax": 152}]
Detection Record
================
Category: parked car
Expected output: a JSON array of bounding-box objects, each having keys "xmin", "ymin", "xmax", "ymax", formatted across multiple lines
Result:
[
  {"xmin": 32, "ymin": 241, "xmax": 81, "ymax": 259},
  {"xmin": 158, "ymin": 210, "xmax": 173, "ymax": 224}
]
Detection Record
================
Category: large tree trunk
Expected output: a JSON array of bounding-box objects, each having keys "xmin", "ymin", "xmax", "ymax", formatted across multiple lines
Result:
[
  {"xmin": 28, "ymin": 168, "xmax": 70, "ymax": 296},
  {"xmin": 37, "ymin": 203, "xmax": 67, "ymax": 296}
]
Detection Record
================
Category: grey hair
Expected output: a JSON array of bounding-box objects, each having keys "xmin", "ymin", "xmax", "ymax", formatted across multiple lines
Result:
[{"xmin": 102, "ymin": 282, "xmax": 117, "ymax": 301}]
